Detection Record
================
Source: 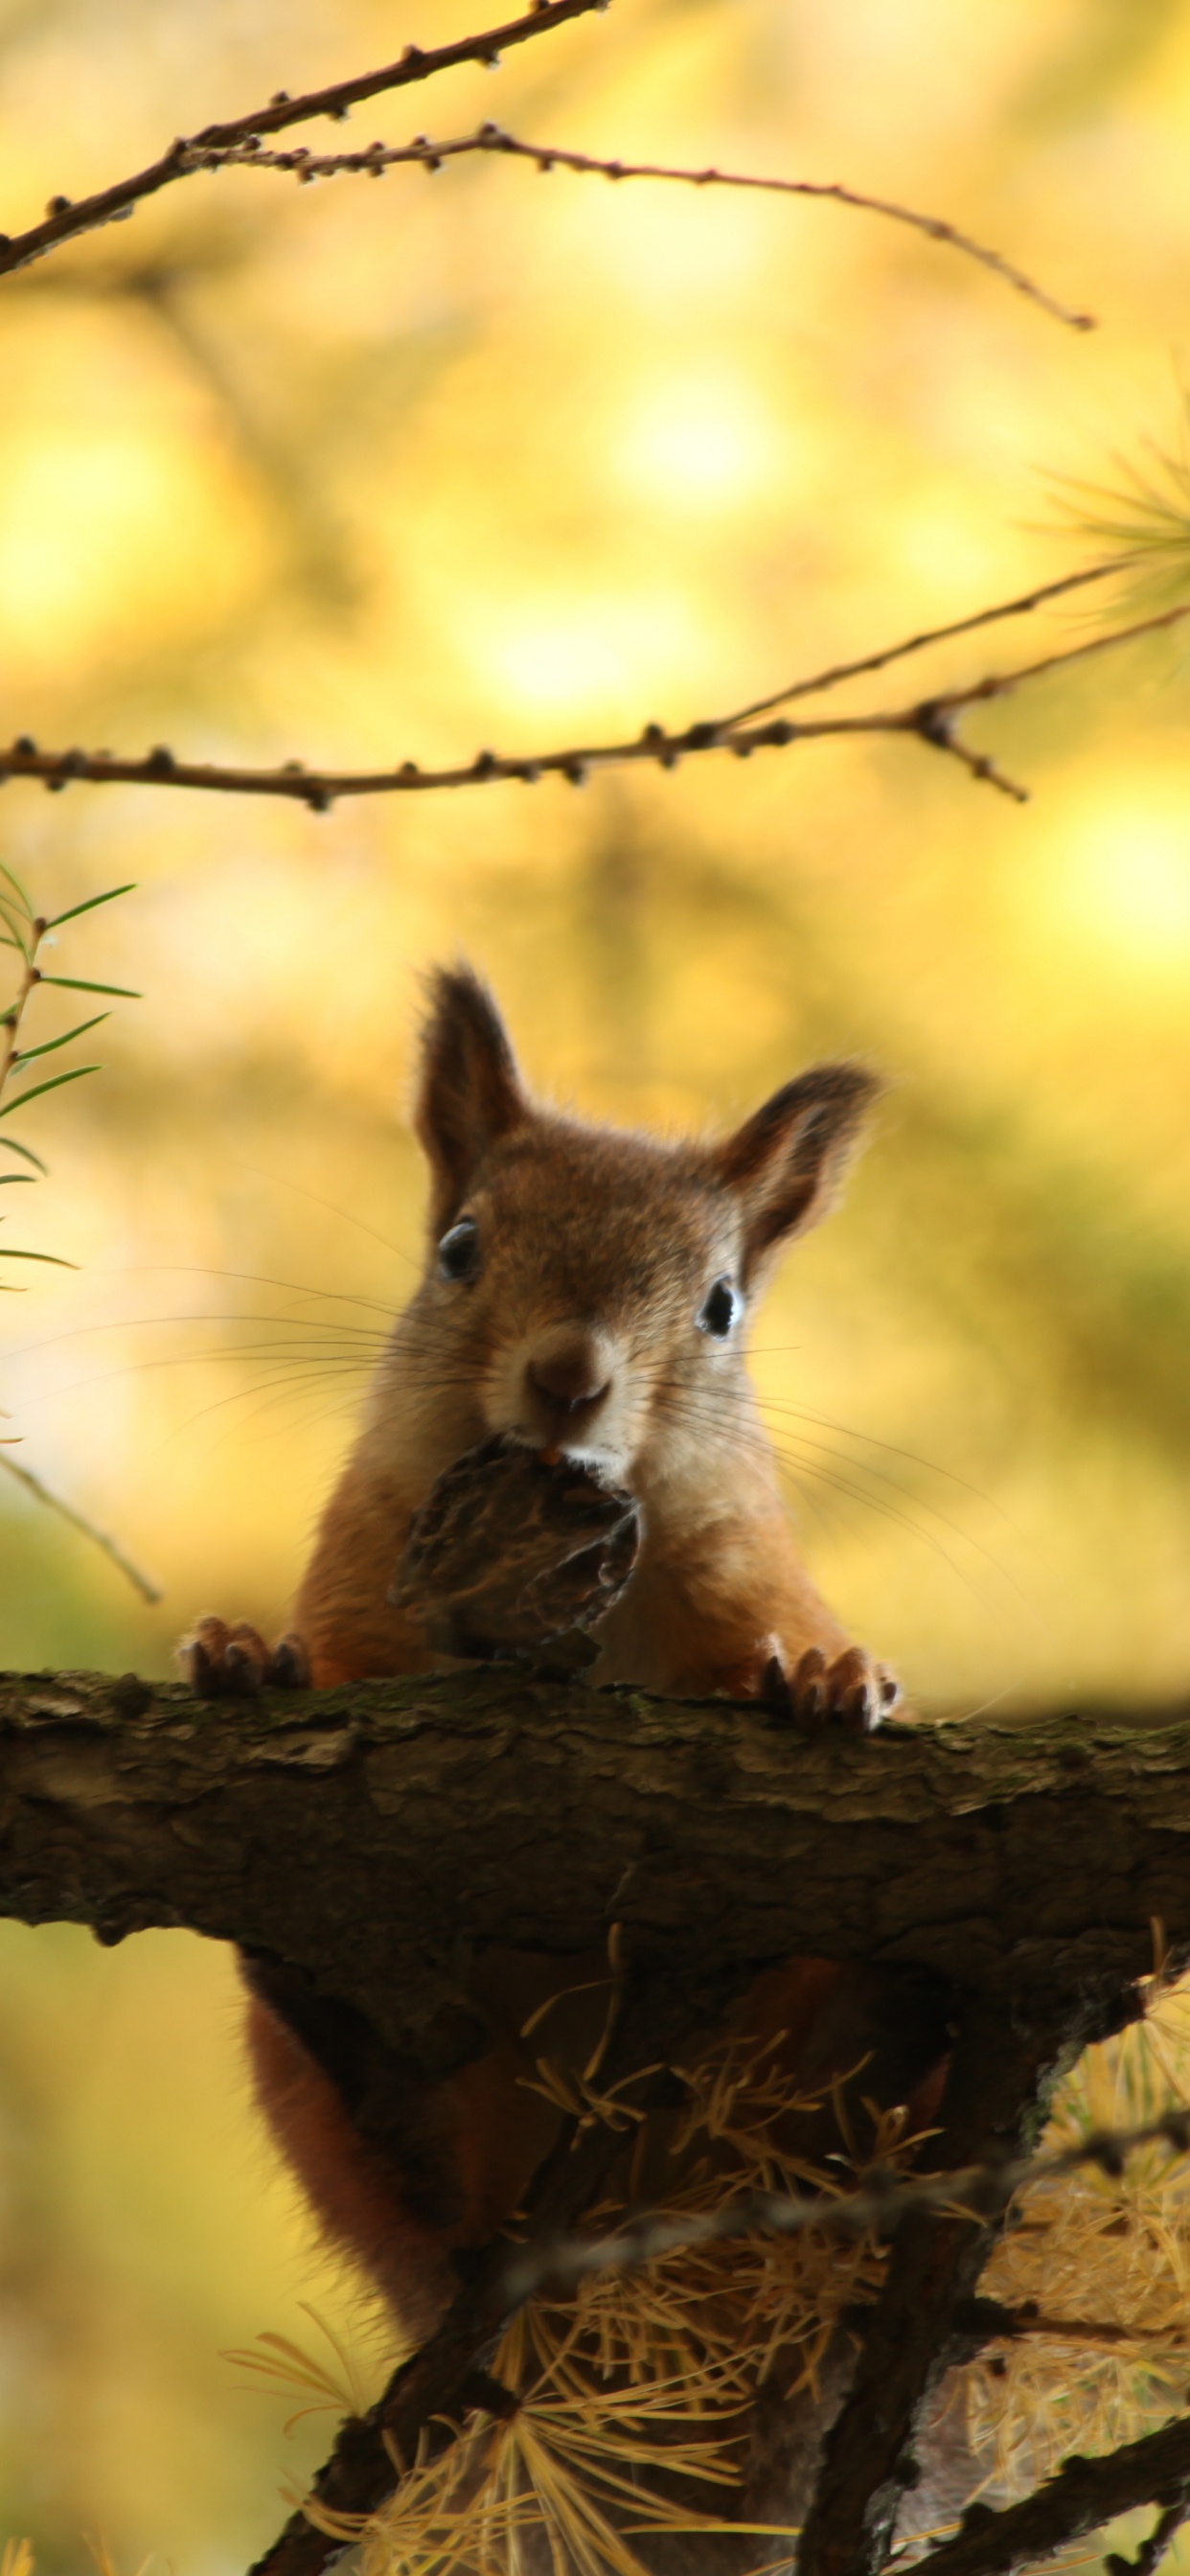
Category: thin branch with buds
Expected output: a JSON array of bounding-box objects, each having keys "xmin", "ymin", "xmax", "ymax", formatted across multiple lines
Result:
[
  {"xmin": 1, "ymin": 583, "xmax": 1185, "ymax": 813},
  {"xmin": 710, "ymin": 553, "xmax": 1133, "ymax": 727},
  {"xmin": 0, "ymin": 0, "xmax": 607, "ymax": 280},
  {"xmin": 176, "ymin": 123, "xmax": 1093, "ymax": 333}
]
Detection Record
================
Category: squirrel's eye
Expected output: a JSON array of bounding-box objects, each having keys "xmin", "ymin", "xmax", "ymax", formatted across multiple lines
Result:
[
  {"xmin": 698, "ymin": 1276, "xmax": 741, "ymax": 1339},
  {"xmin": 438, "ymin": 1216, "xmax": 481, "ymax": 1284}
]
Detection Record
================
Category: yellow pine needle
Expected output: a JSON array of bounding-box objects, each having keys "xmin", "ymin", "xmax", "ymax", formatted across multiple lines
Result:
[
  {"xmin": 518, "ymin": 2058, "xmax": 663, "ymax": 2131},
  {"xmin": 0, "ymin": 2547, "xmax": 34, "ymax": 2576},
  {"xmin": 971, "ymin": 1969, "xmax": 1190, "ymax": 2495},
  {"xmin": 84, "ymin": 2543, "xmax": 154, "ymax": 2576},
  {"xmin": 221, "ymin": 2301, "xmax": 376, "ymax": 2434},
  {"xmin": 358, "ymin": 2033, "xmax": 915, "ymax": 2576},
  {"xmin": 521, "ymin": 1979, "xmax": 615, "ymax": 2042},
  {"xmin": 316, "ymin": 2002, "xmax": 1190, "ymax": 2574},
  {"xmin": 281, "ymin": 2482, "xmax": 375, "ymax": 2543}
]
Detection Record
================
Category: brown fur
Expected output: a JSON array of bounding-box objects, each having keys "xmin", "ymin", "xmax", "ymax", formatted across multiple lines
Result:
[
  {"xmin": 294, "ymin": 972, "xmax": 880, "ymax": 1694},
  {"xmin": 195, "ymin": 968, "xmax": 897, "ymax": 2340}
]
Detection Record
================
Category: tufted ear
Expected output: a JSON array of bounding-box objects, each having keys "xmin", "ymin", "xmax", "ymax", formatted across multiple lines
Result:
[
  {"xmin": 710, "ymin": 1063, "xmax": 882, "ymax": 1282},
  {"xmin": 415, "ymin": 967, "xmax": 531, "ymax": 1231}
]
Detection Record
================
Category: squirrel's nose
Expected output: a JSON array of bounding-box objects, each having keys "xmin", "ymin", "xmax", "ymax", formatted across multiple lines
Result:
[{"xmin": 527, "ymin": 1345, "xmax": 611, "ymax": 1414}]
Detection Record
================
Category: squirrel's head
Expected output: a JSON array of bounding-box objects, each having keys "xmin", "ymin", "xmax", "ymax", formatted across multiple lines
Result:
[{"xmin": 405, "ymin": 966, "xmax": 880, "ymax": 1492}]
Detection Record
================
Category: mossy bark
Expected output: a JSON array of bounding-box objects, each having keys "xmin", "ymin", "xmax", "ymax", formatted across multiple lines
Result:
[{"xmin": 2, "ymin": 1668, "xmax": 1187, "ymax": 2045}]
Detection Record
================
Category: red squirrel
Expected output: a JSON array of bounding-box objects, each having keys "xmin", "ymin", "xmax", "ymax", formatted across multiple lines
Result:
[{"xmin": 185, "ymin": 967, "xmax": 903, "ymax": 2339}]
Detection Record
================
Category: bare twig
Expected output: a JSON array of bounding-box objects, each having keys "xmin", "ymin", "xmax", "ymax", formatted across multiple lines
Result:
[
  {"xmin": 905, "ymin": 2414, "xmax": 1190, "ymax": 2576},
  {"xmin": 999, "ymin": 2311, "xmax": 1190, "ymax": 2351},
  {"xmin": 0, "ymin": 0, "xmax": 606, "ymax": 281},
  {"xmin": 0, "ymin": 1451, "xmax": 161, "ymax": 1602},
  {"xmin": 0, "ymin": 923, "xmax": 43, "ymax": 1110},
  {"xmin": 182, "ymin": 122, "xmax": 1092, "ymax": 332},
  {"xmin": 499, "ymin": 2104, "xmax": 1190, "ymax": 2302},
  {"xmin": 2, "ymin": 591, "xmax": 1185, "ymax": 812}
]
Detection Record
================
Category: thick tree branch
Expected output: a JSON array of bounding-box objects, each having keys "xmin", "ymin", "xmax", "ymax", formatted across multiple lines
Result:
[
  {"xmin": 186, "ymin": 124, "xmax": 1092, "ymax": 332},
  {"xmin": 6, "ymin": 1667, "xmax": 1189, "ymax": 2576},
  {"xmin": 908, "ymin": 2412, "xmax": 1190, "ymax": 2576},
  {"xmin": 796, "ymin": 2000, "xmax": 1062, "ymax": 2576},
  {"xmin": 3, "ymin": 1668, "xmax": 1189, "ymax": 2038},
  {"xmin": 0, "ymin": 582, "xmax": 1180, "ymax": 815},
  {"xmin": 0, "ymin": 0, "xmax": 606, "ymax": 280}
]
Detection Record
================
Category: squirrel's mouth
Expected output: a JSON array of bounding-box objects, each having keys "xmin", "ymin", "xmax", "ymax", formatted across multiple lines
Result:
[
  {"xmin": 492, "ymin": 1411, "xmax": 634, "ymax": 1487},
  {"xmin": 518, "ymin": 1421, "xmax": 629, "ymax": 1478},
  {"xmin": 485, "ymin": 1327, "xmax": 631, "ymax": 1478}
]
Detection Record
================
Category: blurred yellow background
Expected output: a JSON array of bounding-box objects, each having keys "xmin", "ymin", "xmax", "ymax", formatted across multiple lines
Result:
[{"xmin": 2, "ymin": 0, "xmax": 1190, "ymax": 2561}]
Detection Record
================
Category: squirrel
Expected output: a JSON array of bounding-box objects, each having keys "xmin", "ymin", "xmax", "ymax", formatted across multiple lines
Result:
[{"xmin": 184, "ymin": 966, "xmax": 908, "ymax": 2343}]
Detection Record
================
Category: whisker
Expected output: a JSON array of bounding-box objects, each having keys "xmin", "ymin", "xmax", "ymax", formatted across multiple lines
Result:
[
  {"xmin": 751, "ymin": 1391, "xmax": 1019, "ymax": 1527},
  {"xmin": 31, "ymin": 1355, "xmax": 376, "ymax": 1412},
  {"xmin": 752, "ymin": 1414, "xmax": 1025, "ymax": 1592},
  {"xmin": 637, "ymin": 1362, "xmax": 1027, "ymax": 1606},
  {"xmin": 142, "ymin": 1363, "xmax": 373, "ymax": 1458},
  {"xmin": 646, "ymin": 1375, "xmax": 1014, "ymax": 1603},
  {"xmin": 116, "ymin": 1262, "xmax": 401, "ymax": 1320},
  {"xmin": 226, "ymin": 1159, "xmax": 423, "ymax": 1275},
  {"xmin": 4, "ymin": 1304, "xmax": 397, "ymax": 1365},
  {"xmin": 763, "ymin": 1447, "xmax": 982, "ymax": 1594}
]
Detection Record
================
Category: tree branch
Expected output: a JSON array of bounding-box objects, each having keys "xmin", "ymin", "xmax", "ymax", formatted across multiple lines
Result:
[
  {"xmin": 497, "ymin": 2108, "xmax": 1190, "ymax": 2302},
  {"xmin": 0, "ymin": 1452, "xmax": 161, "ymax": 1601},
  {"xmin": 907, "ymin": 2412, "xmax": 1190, "ymax": 2576},
  {"xmin": 3, "ymin": 1668, "xmax": 1188, "ymax": 2037},
  {"xmin": 796, "ymin": 2000, "xmax": 1063, "ymax": 2576},
  {"xmin": 251, "ymin": 2104, "xmax": 1190, "ymax": 2576},
  {"xmin": 180, "ymin": 124, "xmax": 1092, "ymax": 333},
  {"xmin": 707, "ymin": 556, "xmax": 1131, "ymax": 729},
  {"xmin": 0, "ymin": 581, "xmax": 1180, "ymax": 814},
  {"xmin": 248, "ymin": 1997, "xmax": 696, "ymax": 2576},
  {"xmin": 0, "ymin": 0, "xmax": 606, "ymax": 281},
  {"xmin": 5, "ymin": 1667, "xmax": 1188, "ymax": 2576}
]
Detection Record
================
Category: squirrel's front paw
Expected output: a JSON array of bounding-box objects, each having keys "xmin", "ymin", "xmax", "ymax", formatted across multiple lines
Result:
[
  {"xmin": 762, "ymin": 1644, "xmax": 900, "ymax": 1737},
  {"xmin": 180, "ymin": 1615, "xmax": 311, "ymax": 1698}
]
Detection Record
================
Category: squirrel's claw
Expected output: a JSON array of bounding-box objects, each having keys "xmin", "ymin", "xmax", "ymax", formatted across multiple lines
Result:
[
  {"xmin": 180, "ymin": 1616, "xmax": 311, "ymax": 1698},
  {"xmin": 763, "ymin": 1643, "xmax": 898, "ymax": 1736},
  {"xmin": 269, "ymin": 1631, "xmax": 313, "ymax": 1690}
]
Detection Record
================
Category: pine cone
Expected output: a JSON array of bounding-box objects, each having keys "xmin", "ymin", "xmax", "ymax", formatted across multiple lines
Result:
[{"xmin": 390, "ymin": 1435, "xmax": 640, "ymax": 1656}]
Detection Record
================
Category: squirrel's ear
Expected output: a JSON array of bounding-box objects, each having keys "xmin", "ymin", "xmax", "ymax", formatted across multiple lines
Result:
[
  {"xmin": 416, "ymin": 967, "xmax": 531, "ymax": 1229},
  {"xmin": 711, "ymin": 1063, "xmax": 881, "ymax": 1280}
]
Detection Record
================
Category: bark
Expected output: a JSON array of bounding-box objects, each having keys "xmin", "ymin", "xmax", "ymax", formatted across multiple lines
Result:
[
  {"xmin": 794, "ymin": 1999, "xmax": 1065, "ymax": 2576},
  {"xmin": 907, "ymin": 2411, "xmax": 1190, "ymax": 2576},
  {"xmin": 4, "ymin": 1665, "xmax": 1190, "ymax": 2576},
  {"xmin": 2, "ymin": 1669, "xmax": 1188, "ymax": 2048}
]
